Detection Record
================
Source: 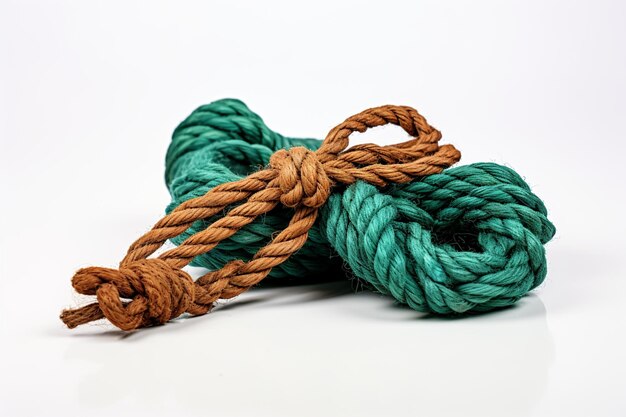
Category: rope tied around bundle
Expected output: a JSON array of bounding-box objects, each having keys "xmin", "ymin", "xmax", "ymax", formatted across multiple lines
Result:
[{"xmin": 61, "ymin": 105, "xmax": 461, "ymax": 331}]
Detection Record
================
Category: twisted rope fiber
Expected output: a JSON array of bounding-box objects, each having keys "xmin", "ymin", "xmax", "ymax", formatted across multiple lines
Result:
[{"xmin": 60, "ymin": 99, "xmax": 555, "ymax": 331}]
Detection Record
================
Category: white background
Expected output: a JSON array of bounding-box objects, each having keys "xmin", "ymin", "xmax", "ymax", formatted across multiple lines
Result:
[{"xmin": 1, "ymin": 1, "xmax": 625, "ymax": 416}]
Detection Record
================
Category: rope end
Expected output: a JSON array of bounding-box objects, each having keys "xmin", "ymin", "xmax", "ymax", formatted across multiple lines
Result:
[{"xmin": 60, "ymin": 303, "xmax": 104, "ymax": 329}]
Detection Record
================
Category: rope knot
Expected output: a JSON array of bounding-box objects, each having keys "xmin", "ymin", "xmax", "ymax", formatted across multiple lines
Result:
[
  {"xmin": 61, "ymin": 259, "xmax": 208, "ymax": 330},
  {"xmin": 269, "ymin": 146, "xmax": 331, "ymax": 208}
]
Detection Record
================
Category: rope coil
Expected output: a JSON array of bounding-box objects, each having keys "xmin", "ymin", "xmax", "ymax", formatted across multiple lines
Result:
[{"xmin": 61, "ymin": 104, "xmax": 462, "ymax": 330}]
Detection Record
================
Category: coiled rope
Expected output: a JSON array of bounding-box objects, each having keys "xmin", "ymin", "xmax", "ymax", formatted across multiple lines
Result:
[{"xmin": 60, "ymin": 99, "xmax": 554, "ymax": 331}]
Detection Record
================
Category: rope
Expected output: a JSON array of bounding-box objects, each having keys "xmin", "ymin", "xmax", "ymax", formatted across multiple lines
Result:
[
  {"xmin": 322, "ymin": 163, "xmax": 556, "ymax": 314},
  {"xmin": 61, "ymin": 102, "xmax": 462, "ymax": 330}
]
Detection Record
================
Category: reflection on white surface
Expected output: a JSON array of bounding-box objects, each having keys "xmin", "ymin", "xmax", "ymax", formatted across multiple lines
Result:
[{"xmin": 60, "ymin": 283, "xmax": 554, "ymax": 417}]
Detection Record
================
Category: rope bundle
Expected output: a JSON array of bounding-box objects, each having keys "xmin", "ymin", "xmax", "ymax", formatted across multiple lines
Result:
[{"xmin": 60, "ymin": 99, "xmax": 555, "ymax": 330}]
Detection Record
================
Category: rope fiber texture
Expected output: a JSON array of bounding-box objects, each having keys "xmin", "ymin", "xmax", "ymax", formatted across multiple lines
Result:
[{"xmin": 60, "ymin": 99, "xmax": 555, "ymax": 331}]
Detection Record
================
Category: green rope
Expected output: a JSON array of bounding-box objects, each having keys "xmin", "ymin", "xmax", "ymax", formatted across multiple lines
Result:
[{"xmin": 165, "ymin": 99, "xmax": 555, "ymax": 314}]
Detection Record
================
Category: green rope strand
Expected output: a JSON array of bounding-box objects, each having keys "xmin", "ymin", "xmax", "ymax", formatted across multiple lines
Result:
[{"xmin": 165, "ymin": 99, "xmax": 555, "ymax": 313}]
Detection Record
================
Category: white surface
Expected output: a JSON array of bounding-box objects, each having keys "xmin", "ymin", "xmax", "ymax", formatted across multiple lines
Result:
[{"xmin": 1, "ymin": 1, "xmax": 625, "ymax": 416}]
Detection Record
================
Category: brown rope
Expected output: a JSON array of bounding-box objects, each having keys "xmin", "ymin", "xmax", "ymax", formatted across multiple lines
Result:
[{"xmin": 60, "ymin": 105, "xmax": 461, "ymax": 331}]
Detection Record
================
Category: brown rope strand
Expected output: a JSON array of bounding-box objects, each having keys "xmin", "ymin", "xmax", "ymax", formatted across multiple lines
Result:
[
  {"xmin": 121, "ymin": 170, "xmax": 277, "ymax": 264},
  {"xmin": 61, "ymin": 104, "xmax": 461, "ymax": 330}
]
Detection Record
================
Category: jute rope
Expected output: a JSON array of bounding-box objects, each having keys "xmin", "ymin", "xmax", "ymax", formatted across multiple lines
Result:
[{"xmin": 60, "ymin": 105, "xmax": 461, "ymax": 331}]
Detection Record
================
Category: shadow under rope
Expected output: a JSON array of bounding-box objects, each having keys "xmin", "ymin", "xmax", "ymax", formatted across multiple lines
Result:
[
  {"xmin": 61, "ymin": 264, "xmax": 554, "ymax": 416},
  {"xmin": 61, "ymin": 269, "xmax": 551, "ymax": 338},
  {"xmin": 61, "ymin": 278, "xmax": 554, "ymax": 417},
  {"xmin": 213, "ymin": 273, "xmax": 550, "ymax": 323}
]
